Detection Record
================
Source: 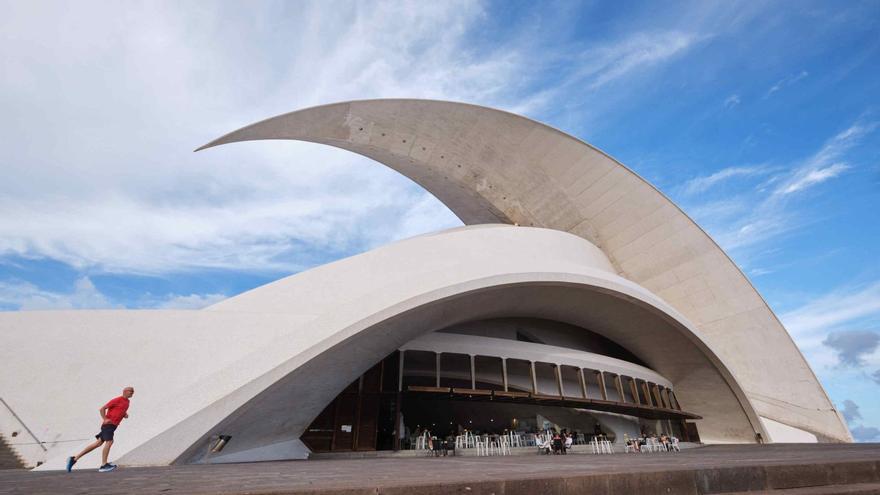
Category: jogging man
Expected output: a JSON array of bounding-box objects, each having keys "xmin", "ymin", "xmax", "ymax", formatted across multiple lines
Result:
[{"xmin": 66, "ymin": 386, "xmax": 134, "ymax": 472}]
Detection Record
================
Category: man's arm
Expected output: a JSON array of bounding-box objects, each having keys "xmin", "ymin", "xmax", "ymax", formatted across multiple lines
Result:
[{"xmin": 99, "ymin": 405, "xmax": 108, "ymax": 423}]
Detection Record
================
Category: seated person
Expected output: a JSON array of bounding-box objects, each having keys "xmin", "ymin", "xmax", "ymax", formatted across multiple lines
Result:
[
  {"xmin": 445, "ymin": 435, "xmax": 456, "ymax": 456},
  {"xmin": 539, "ymin": 438, "xmax": 552, "ymax": 455},
  {"xmin": 626, "ymin": 437, "xmax": 640, "ymax": 452},
  {"xmin": 431, "ymin": 436, "xmax": 443, "ymax": 456},
  {"xmin": 659, "ymin": 433, "xmax": 669, "ymax": 447},
  {"xmin": 552, "ymin": 433, "xmax": 563, "ymax": 454}
]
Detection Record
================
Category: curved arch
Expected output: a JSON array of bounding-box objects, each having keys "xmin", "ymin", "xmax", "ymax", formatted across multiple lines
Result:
[
  {"xmin": 197, "ymin": 100, "xmax": 848, "ymax": 442},
  {"xmin": 110, "ymin": 225, "xmax": 764, "ymax": 465},
  {"xmin": 172, "ymin": 276, "xmax": 760, "ymax": 464}
]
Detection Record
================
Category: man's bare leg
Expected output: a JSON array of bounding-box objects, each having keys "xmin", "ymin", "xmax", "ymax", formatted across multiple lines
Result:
[
  {"xmin": 101, "ymin": 440, "xmax": 113, "ymax": 465},
  {"xmin": 74, "ymin": 439, "xmax": 103, "ymax": 461}
]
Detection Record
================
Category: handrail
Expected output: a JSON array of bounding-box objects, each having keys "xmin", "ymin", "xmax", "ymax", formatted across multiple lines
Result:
[{"xmin": 0, "ymin": 397, "xmax": 47, "ymax": 452}]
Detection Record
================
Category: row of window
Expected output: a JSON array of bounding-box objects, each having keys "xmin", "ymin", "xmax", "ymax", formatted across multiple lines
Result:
[{"xmin": 400, "ymin": 350, "xmax": 681, "ymax": 411}]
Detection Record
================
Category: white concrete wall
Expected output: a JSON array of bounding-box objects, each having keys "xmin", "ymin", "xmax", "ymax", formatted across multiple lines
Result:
[
  {"xmin": 200, "ymin": 99, "xmax": 849, "ymax": 442},
  {"xmin": 1, "ymin": 225, "xmax": 761, "ymax": 470},
  {"xmin": 761, "ymin": 417, "xmax": 818, "ymax": 443}
]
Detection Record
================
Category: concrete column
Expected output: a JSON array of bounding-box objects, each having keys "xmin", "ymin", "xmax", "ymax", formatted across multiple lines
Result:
[
  {"xmin": 641, "ymin": 381, "xmax": 653, "ymax": 406},
  {"xmin": 470, "ymin": 355, "xmax": 476, "ymax": 389},
  {"xmin": 502, "ymin": 358, "xmax": 508, "ymax": 392},
  {"xmin": 398, "ymin": 351, "xmax": 404, "ymax": 392},
  {"xmin": 614, "ymin": 375, "xmax": 624, "ymax": 403},
  {"xmin": 579, "ymin": 368, "xmax": 588, "ymax": 399},
  {"xmin": 555, "ymin": 365, "xmax": 564, "ymax": 398},
  {"xmin": 630, "ymin": 378, "xmax": 641, "ymax": 405},
  {"xmin": 436, "ymin": 353, "xmax": 441, "ymax": 388},
  {"xmin": 530, "ymin": 362, "xmax": 537, "ymax": 394}
]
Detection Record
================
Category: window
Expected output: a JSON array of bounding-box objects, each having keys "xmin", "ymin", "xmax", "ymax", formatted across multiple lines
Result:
[
  {"xmin": 534, "ymin": 362, "xmax": 560, "ymax": 396},
  {"xmin": 560, "ymin": 365, "xmax": 584, "ymax": 398},
  {"xmin": 439, "ymin": 353, "xmax": 472, "ymax": 389},
  {"xmin": 380, "ymin": 351, "xmax": 400, "ymax": 393},
  {"xmin": 602, "ymin": 372, "xmax": 620, "ymax": 402},
  {"xmin": 620, "ymin": 376, "xmax": 637, "ymax": 403},
  {"xmin": 402, "ymin": 350, "xmax": 437, "ymax": 388},
  {"xmin": 657, "ymin": 386, "xmax": 672, "ymax": 409},
  {"xmin": 506, "ymin": 359, "xmax": 533, "ymax": 393},
  {"xmin": 474, "ymin": 355, "xmax": 504, "ymax": 391},
  {"xmin": 636, "ymin": 379, "xmax": 651, "ymax": 406}
]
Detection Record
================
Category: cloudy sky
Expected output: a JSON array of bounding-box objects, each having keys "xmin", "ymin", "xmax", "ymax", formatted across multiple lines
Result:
[{"xmin": 1, "ymin": 1, "xmax": 878, "ymax": 439}]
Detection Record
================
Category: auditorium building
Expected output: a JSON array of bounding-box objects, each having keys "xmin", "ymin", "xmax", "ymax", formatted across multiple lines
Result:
[{"xmin": 0, "ymin": 99, "xmax": 851, "ymax": 470}]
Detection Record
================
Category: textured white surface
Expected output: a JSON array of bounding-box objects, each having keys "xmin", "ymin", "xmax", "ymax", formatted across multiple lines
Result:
[
  {"xmin": 761, "ymin": 417, "xmax": 818, "ymax": 443},
  {"xmin": 199, "ymin": 99, "xmax": 849, "ymax": 443},
  {"xmin": 2, "ymin": 225, "xmax": 760, "ymax": 469}
]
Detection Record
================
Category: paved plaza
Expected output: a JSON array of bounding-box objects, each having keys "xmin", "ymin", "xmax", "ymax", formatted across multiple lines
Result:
[{"xmin": 2, "ymin": 444, "xmax": 880, "ymax": 495}]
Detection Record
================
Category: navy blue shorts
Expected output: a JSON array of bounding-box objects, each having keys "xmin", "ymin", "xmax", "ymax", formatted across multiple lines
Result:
[{"xmin": 95, "ymin": 423, "xmax": 117, "ymax": 441}]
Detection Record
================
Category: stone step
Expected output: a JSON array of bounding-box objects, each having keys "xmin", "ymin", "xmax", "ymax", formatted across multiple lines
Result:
[
  {"xmin": 0, "ymin": 435, "xmax": 25, "ymax": 470},
  {"xmin": 726, "ymin": 482, "xmax": 880, "ymax": 494}
]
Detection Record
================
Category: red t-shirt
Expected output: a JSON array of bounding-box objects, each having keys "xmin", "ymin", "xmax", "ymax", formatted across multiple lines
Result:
[{"xmin": 103, "ymin": 396, "xmax": 130, "ymax": 425}]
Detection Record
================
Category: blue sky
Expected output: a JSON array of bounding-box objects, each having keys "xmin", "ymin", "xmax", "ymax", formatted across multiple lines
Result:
[{"xmin": 1, "ymin": 1, "xmax": 878, "ymax": 439}]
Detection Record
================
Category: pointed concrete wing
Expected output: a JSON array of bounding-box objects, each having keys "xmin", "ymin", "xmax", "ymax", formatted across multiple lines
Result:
[{"xmin": 197, "ymin": 99, "xmax": 849, "ymax": 443}]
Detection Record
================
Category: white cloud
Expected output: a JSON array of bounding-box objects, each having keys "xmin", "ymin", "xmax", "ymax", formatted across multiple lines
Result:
[
  {"xmin": 749, "ymin": 267, "xmax": 773, "ymax": 276},
  {"xmin": 0, "ymin": 277, "xmax": 117, "ymax": 310},
  {"xmin": 773, "ymin": 122, "xmax": 872, "ymax": 197},
  {"xmin": 780, "ymin": 281, "xmax": 880, "ymax": 369},
  {"xmin": 0, "ymin": 2, "xmax": 714, "ymax": 279},
  {"xmin": 155, "ymin": 293, "xmax": 228, "ymax": 309},
  {"xmin": 580, "ymin": 31, "xmax": 702, "ymax": 91},
  {"xmin": 724, "ymin": 94, "xmax": 741, "ymax": 108},
  {"xmin": 782, "ymin": 281, "xmax": 880, "ymax": 338},
  {"xmin": 0, "ymin": 276, "xmax": 230, "ymax": 311},
  {"xmin": 543, "ymin": 30, "xmax": 703, "ymax": 99},
  {"xmin": 682, "ymin": 165, "xmax": 770, "ymax": 195},
  {"xmin": 777, "ymin": 163, "xmax": 849, "ymax": 195},
  {"xmin": 765, "ymin": 70, "xmax": 809, "ymax": 97},
  {"xmin": 690, "ymin": 121, "xmax": 873, "ymax": 254},
  {"xmin": 0, "ymin": 2, "xmax": 503, "ymax": 275}
]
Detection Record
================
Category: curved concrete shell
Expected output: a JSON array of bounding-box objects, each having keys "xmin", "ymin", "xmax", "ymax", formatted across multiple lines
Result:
[
  {"xmin": 199, "ymin": 99, "xmax": 849, "ymax": 443},
  {"xmin": 0, "ymin": 99, "xmax": 849, "ymax": 472},
  {"xmin": 2, "ymin": 226, "xmax": 763, "ymax": 469}
]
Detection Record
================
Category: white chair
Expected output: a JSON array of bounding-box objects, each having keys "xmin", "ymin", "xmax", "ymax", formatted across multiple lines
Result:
[
  {"xmin": 415, "ymin": 434, "xmax": 426, "ymax": 450},
  {"xmin": 500, "ymin": 438, "xmax": 512, "ymax": 455},
  {"xmin": 656, "ymin": 438, "xmax": 668, "ymax": 452},
  {"xmin": 508, "ymin": 432, "xmax": 522, "ymax": 448},
  {"xmin": 526, "ymin": 433, "xmax": 537, "ymax": 447},
  {"xmin": 475, "ymin": 438, "xmax": 486, "ymax": 456},
  {"xmin": 670, "ymin": 437, "xmax": 681, "ymax": 452}
]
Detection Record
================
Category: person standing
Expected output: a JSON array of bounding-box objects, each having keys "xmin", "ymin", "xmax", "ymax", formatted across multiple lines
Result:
[{"xmin": 66, "ymin": 386, "xmax": 134, "ymax": 472}]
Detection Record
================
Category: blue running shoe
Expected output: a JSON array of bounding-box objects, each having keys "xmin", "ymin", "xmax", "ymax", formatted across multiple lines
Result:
[{"xmin": 65, "ymin": 456, "xmax": 76, "ymax": 472}]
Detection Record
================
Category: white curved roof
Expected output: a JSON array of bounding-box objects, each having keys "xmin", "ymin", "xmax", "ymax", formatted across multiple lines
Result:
[
  {"xmin": 199, "ymin": 99, "xmax": 849, "ymax": 442},
  {"xmin": 0, "ymin": 225, "xmax": 761, "ymax": 469}
]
